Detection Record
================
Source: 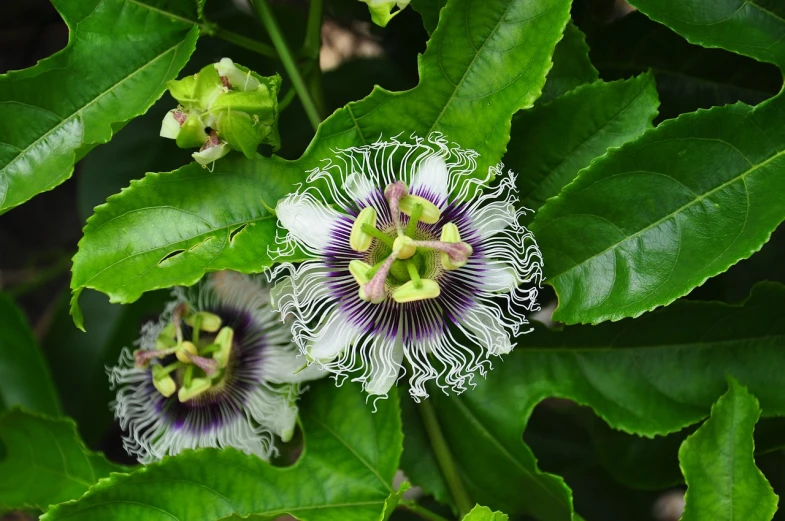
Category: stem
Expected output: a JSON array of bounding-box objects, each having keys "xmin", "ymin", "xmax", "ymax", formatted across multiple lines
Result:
[
  {"xmin": 210, "ymin": 27, "xmax": 278, "ymax": 59},
  {"xmin": 251, "ymin": 0, "xmax": 322, "ymax": 131},
  {"xmin": 400, "ymin": 500, "xmax": 452, "ymax": 521},
  {"xmin": 406, "ymin": 260, "xmax": 422, "ymax": 288},
  {"xmin": 417, "ymin": 399, "xmax": 473, "ymax": 518},
  {"xmin": 7, "ymin": 256, "xmax": 71, "ymax": 297},
  {"xmin": 302, "ymin": 0, "xmax": 324, "ymax": 60}
]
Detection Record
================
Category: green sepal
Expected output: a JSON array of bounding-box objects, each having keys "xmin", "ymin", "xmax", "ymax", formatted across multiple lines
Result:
[
  {"xmin": 175, "ymin": 113, "xmax": 208, "ymax": 149},
  {"xmin": 166, "ymin": 75, "xmax": 198, "ymax": 109},
  {"xmin": 218, "ymin": 110, "xmax": 263, "ymax": 159},
  {"xmin": 193, "ymin": 62, "xmax": 224, "ymax": 108}
]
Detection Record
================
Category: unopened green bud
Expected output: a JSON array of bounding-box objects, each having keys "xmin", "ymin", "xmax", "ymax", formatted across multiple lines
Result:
[
  {"xmin": 350, "ymin": 207, "xmax": 377, "ymax": 252},
  {"xmin": 213, "ymin": 326, "xmax": 234, "ymax": 368},
  {"xmin": 185, "ymin": 311, "xmax": 222, "ymax": 333},
  {"xmin": 400, "ymin": 194, "xmax": 441, "ymax": 224},
  {"xmin": 178, "ymin": 377, "xmax": 211, "ymax": 402},
  {"xmin": 392, "ymin": 278, "xmax": 440, "ymax": 303}
]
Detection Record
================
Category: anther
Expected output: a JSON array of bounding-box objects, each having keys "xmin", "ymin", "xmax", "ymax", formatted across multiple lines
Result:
[
  {"xmin": 439, "ymin": 222, "xmax": 473, "ymax": 270},
  {"xmin": 178, "ymin": 377, "xmax": 212, "ymax": 402},
  {"xmin": 350, "ymin": 206, "xmax": 378, "ymax": 252},
  {"xmin": 212, "ymin": 326, "xmax": 234, "ymax": 368},
  {"xmin": 392, "ymin": 278, "xmax": 441, "ymax": 303},
  {"xmin": 185, "ymin": 311, "xmax": 222, "ymax": 333},
  {"xmin": 349, "ymin": 259, "xmax": 374, "ymax": 285},
  {"xmin": 400, "ymin": 194, "xmax": 441, "ymax": 224}
]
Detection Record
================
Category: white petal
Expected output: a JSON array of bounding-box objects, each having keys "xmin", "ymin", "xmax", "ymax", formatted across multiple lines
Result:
[
  {"xmin": 479, "ymin": 264, "xmax": 519, "ymax": 293},
  {"xmin": 276, "ymin": 194, "xmax": 343, "ymax": 253},
  {"xmin": 262, "ymin": 346, "xmax": 326, "ymax": 384},
  {"xmin": 410, "ymin": 156, "xmax": 449, "ymax": 205},
  {"xmin": 471, "ymin": 201, "xmax": 516, "ymax": 240},
  {"xmin": 307, "ymin": 310, "xmax": 362, "ymax": 362},
  {"xmin": 343, "ymin": 172, "xmax": 376, "ymax": 204},
  {"xmin": 364, "ymin": 333, "xmax": 404, "ymax": 396},
  {"xmin": 246, "ymin": 385, "xmax": 299, "ymax": 443},
  {"xmin": 458, "ymin": 303, "xmax": 513, "ymax": 356}
]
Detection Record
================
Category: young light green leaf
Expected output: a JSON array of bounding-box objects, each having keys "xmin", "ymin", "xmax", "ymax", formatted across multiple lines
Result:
[
  {"xmin": 41, "ymin": 381, "xmax": 402, "ymax": 521},
  {"xmin": 71, "ymin": 0, "xmax": 571, "ymax": 309},
  {"xmin": 380, "ymin": 482, "xmax": 411, "ymax": 521},
  {"xmin": 680, "ymin": 379, "xmax": 779, "ymax": 521},
  {"xmin": 627, "ymin": 0, "xmax": 785, "ymax": 68},
  {"xmin": 532, "ymin": 92, "xmax": 785, "ymax": 325},
  {"xmin": 540, "ymin": 21, "xmax": 598, "ymax": 103},
  {"xmin": 0, "ymin": 294, "xmax": 60, "ymax": 416},
  {"xmin": 510, "ymin": 73, "xmax": 659, "ymax": 215},
  {"xmin": 462, "ymin": 505, "xmax": 509, "ymax": 521},
  {"xmin": 0, "ymin": 409, "xmax": 125, "ymax": 511},
  {"xmin": 0, "ymin": 0, "xmax": 200, "ymax": 214},
  {"xmin": 401, "ymin": 283, "xmax": 785, "ymax": 520}
]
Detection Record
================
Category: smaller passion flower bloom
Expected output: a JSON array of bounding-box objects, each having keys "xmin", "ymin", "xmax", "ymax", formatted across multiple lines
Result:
[
  {"xmin": 108, "ymin": 271, "xmax": 322, "ymax": 463},
  {"xmin": 271, "ymin": 134, "xmax": 543, "ymax": 400}
]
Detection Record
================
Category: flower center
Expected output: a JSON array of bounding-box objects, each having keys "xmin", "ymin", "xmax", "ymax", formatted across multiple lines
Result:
[
  {"xmin": 133, "ymin": 303, "xmax": 235, "ymax": 402},
  {"xmin": 348, "ymin": 181, "xmax": 473, "ymax": 304}
]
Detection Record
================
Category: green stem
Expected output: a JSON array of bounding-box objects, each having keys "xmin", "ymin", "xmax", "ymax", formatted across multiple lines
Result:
[
  {"xmin": 302, "ymin": 0, "xmax": 324, "ymax": 61},
  {"xmin": 7, "ymin": 256, "xmax": 71, "ymax": 297},
  {"xmin": 417, "ymin": 399, "xmax": 473, "ymax": 519},
  {"xmin": 251, "ymin": 0, "xmax": 322, "ymax": 131},
  {"xmin": 406, "ymin": 260, "xmax": 422, "ymax": 288},
  {"xmin": 400, "ymin": 500, "xmax": 452, "ymax": 521},
  {"xmin": 210, "ymin": 26, "xmax": 278, "ymax": 59}
]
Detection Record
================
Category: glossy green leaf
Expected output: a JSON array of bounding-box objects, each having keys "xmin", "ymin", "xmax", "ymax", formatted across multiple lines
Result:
[
  {"xmin": 680, "ymin": 379, "xmax": 779, "ymax": 521},
  {"xmin": 627, "ymin": 0, "xmax": 785, "ymax": 68},
  {"xmin": 42, "ymin": 381, "xmax": 401, "ymax": 521},
  {"xmin": 401, "ymin": 283, "xmax": 785, "ymax": 520},
  {"xmin": 0, "ymin": 409, "xmax": 125, "ymax": 511},
  {"xmin": 589, "ymin": 11, "xmax": 781, "ymax": 120},
  {"xmin": 71, "ymin": 0, "xmax": 571, "ymax": 310},
  {"xmin": 532, "ymin": 92, "xmax": 785, "ymax": 324},
  {"xmin": 0, "ymin": 294, "xmax": 59, "ymax": 416},
  {"xmin": 510, "ymin": 73, "xmax": 659, "ymax": 215},
  {"xmin": 0, "ymin": 0, "xmax": 200, "ymax": 214},
  {"xmin": 540, "ymin": 21, "xmax": 598, "ymax": 103},
  {"xmin": 463, "ymin": 505, "xmax": 508, "ymax": 521},
  {"xmin": 410, "ymin": 0, "xmax": 446, "ymax": 35}
]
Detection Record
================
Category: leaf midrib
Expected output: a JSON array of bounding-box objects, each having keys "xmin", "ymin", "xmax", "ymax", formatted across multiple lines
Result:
[{"xmin": 544, "ymin": 135, "xmax": 783, "ymax": 280}]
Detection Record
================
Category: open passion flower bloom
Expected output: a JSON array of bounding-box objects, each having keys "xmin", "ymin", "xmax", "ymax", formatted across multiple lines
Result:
[
  {"xmin": 107, "ymin": 271, "xmax": 322, "ymax": 463},
  {"xmin": 271, "ymin": 134, "xmax": 543, "ymax": 400}
]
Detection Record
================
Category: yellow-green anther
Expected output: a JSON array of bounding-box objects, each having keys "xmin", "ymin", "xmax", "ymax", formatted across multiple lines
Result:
[
  {"xmin": 185, "ymin": 311, "xmax": 222, "ymax": 333},
  {"xmin": 400, "ymin": 195, "xmax": 441, "ymax": 224},
  {"xmin": 178, "ymin": 377, "xmax": 212, "ymax": 402},
  {"xmin": 393, "ymin": 235, "xmax": 416, "ymax": 260},
  {"xmin": 439, "ymin": 223, "xmax": 472, "ymax": 270},
  {"xmin": 392, "ymin": 278, "xmax": 440, "ymax": 303},
  {"xmin": 152, "ymin": 373, "xmax": 176, "ymax": 398},
  {"xmin": 350, "ymin": 206, "xmax": 378, "ymax": 252},
  {"xmin": 349, "ymin": 260, "xmax": 374, "ymax": 285},
  {"xmin": 213, "ymin": 326, "xmax": 234, "ymax": 368},
  {"xmin": 176, "ymin": 341, "xmax": 198, "ymax": 363}
]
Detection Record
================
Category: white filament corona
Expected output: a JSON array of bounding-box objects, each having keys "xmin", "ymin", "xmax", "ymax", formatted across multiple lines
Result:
[
  {"xmin": 270, "ymin": 133, "xmax": 543, "ymax": 400},
  {"xmin": 107, "ymin": 271, "xmax": 322, "ymax": 463}
]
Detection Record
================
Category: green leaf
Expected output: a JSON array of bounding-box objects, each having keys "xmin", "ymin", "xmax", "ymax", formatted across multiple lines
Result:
[
  {"xmin": 0, "ymin": 409, "xmax": 125, "ymax": 511},
  {"xmin": 462, "ymin": 505, "xmax": 508, "ymax": 521},
  {"xmin": 41, "ymin": 381, "xmax": 402, "ymax": 521},
  {"xmin": 0, "ymin": 0, "xmax": 200, "ymax": 214},
  {"xmin": 0, "ymin": 294, "xmax": 60, "ymax": 416},
  {"xmin": 532, "ymin": 92, "xmax": 785, "ymax": 325},
  {"xmin": 410, "ymin": 0, "xmax": 446, "ymax": 35},
  {"xmin": 510, "ymin": 73, "xmax": 659, "ymax": 215},
  {"xmin": 71, "ymin": 0, "xmax": 571, "ymax": 307},
  {"xmin": 401, "ymin": 283, "xmax": 785, "ymax": 520},
  {"xmin": 679, "ymin": 379, "xmax": 779, "ymax": 521},
  {"xmin": 627, "ymin": 0, "xmax": 785, "ymax": 68},
  {"xmin": 540, "ymin": 21, "xmax": 598, "ymax": 103},
  {"xmin": 589, "ymin": 11, "xmax": 781, "ymax": 120},
  {"xmin": 380, "ymin": 482, "xmax": 411, "ymax": 521}
]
